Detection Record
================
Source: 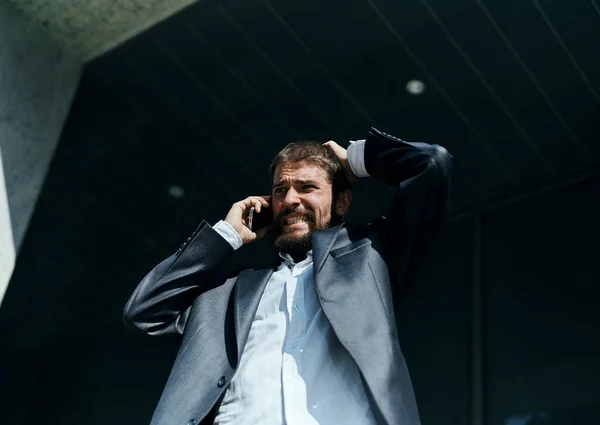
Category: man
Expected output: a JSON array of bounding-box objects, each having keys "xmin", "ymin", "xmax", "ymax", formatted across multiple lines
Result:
[{"xmin": 124, "ymin": 127, "xmax": 453, "ymax": 425}]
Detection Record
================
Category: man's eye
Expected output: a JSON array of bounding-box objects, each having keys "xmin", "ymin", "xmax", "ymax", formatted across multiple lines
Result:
[
  {"xmin": 303, "ymin": 185, "xmax": 316, "ymax": 190},
  {"xmin": 274, "ymin": 187, "xmax": 286, "ymax": 194}
]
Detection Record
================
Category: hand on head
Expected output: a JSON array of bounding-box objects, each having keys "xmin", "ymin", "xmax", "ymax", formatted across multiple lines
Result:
[{"xmin": 322, "ymin": 140, "xmax": 358, "ymax": 185}]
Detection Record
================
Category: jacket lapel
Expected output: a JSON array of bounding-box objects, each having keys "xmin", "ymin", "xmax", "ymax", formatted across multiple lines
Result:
[
  {"xmin": 313, "ymin": 225, "xmax": 399, "ymax": 425},
  {"xmin": 313, "ymin": 222, "xmax": 391, "ymax": 346},
  {"xmin": 312, "ymin": 223, "xmax": 345, "ymax": 276},
  {"xmin": 233, "ymin": 266, "xmax": 274, "ymax": 359}
]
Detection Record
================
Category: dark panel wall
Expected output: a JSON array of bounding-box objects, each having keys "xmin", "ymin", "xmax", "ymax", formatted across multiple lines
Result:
[
  {"xmin": 399, "ymin": 218, "xmax": 472, "ymax": 425},
  {"xmin": 2, "ymin": 176, "xmax": 599, "ymax": 425},
  {"xmin": 4, "ymin": 328, "xmax": 178, "ymax": 425},
  {"xmin": 484, "ymin": 176, "xmax": 600, "ymax": 425}
]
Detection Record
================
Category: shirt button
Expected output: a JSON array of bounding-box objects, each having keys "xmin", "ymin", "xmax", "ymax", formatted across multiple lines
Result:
[
  {"xmin": 217, "ymin": 376, "xmax": 228, "ymax": 388},
  {"xmin": 186, "ymin": 419, "xmax": 196, "ymax": 425},
  {"xmin": 293, "ymin": 304, "xmax": 299, "ymax": 311}
]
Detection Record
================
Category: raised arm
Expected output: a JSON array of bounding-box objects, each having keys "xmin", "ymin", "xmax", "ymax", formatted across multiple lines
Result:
[
  {"xmin": 123, "ymin": 221, "xmax": 234, "ymax": 338},
  {"xmin": 364, "ymin": 127, "xmax": 454, "ymax": 300},
  {"xmin": 327, "ymin": 127, "xmax": 453, "ymax": 301},
  {"xmin": 123, "ymin": 195, "xmax": 271, "ymax": 338}
]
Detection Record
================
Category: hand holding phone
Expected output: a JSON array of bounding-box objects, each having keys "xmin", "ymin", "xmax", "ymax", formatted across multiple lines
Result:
[
  {"xmin": 248, "ymin": 205, "xmax": 273, "ymax": 232},
  {"xmin": 223, "ymin": 195, "xmax": 271, "ymax": 245}
]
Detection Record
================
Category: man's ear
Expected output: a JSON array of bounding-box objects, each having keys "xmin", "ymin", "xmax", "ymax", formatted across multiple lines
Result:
[{"xmin": 335, "ymin": 189, "xmax": 352, "ymax": 216}]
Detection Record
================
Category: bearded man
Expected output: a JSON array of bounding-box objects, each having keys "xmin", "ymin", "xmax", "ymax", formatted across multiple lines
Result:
[{"xmin": 124, "ymin": 127, "xmax": 454, "ymax": 425}]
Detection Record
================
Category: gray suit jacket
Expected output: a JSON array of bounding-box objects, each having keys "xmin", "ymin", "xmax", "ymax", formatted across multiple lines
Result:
[{"xmin": 124, "ymin": 128, "xmax": 454, "ymax": 425}]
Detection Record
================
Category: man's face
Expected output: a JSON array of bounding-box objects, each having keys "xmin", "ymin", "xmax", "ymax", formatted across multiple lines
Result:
[{"xmin": 271, "ymin": 162, "xmax": 334, "ymax": 256}]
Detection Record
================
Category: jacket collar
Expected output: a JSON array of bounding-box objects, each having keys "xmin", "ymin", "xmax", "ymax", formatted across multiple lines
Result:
[{"xmin": 312, "ymin": 222, "xmax": 346, "ymax": 274}]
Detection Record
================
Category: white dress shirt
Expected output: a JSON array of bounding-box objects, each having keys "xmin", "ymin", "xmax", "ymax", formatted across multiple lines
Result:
[{"xmin": 212, "ymin": 141, "xmax": 375, "ymax": 425}]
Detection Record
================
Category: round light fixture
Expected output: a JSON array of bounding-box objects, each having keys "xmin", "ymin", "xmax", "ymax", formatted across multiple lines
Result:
[
  {"xmin": 167, "ymin": 185, "xmax": 185, "ymax": 199},
  {"xmin": 406, "ymin": 79, "xmax": 426, "ymax": 95}
]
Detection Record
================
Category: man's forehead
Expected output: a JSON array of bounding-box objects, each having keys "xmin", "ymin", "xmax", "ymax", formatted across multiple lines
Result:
[{"xmin": 273, "ymin": 162, "xmax": 328, "ymax": 183}]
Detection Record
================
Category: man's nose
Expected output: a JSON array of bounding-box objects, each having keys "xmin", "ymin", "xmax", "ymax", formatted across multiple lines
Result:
[{"xmin": 283, "ymin": 188, "xmax": 300, "ymax": 207}]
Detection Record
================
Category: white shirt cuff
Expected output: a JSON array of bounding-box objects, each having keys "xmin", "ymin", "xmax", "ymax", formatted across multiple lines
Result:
[
  {"xmin": 347, "ymin": 139, "xmax": 370, "ymax": 178},
  {"xmin": 213, "ymin": 220, "xmax": 243, "ymax": 250}
]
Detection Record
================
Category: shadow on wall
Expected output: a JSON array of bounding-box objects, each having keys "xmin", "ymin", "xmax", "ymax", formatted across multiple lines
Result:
[
  {"xmin": 0, "ymin": 148, "xmax": 16, "ymax": 305},
  {"xmin": 0, "ymin": 1, "xmax": 81, "ymax": 306}
]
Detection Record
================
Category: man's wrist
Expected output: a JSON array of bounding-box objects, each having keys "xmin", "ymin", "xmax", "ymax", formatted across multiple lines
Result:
[
  {"xmin": 347, "ymin": 139, "xmax": 370, "ymax": 178},
  {"xmin": 213, "ymin": 220, "xmax": 243, "ymax": 250}
]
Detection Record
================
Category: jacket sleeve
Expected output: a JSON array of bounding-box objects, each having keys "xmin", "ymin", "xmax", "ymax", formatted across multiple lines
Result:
[
  {"xmin": 123, "ymin": 220, "xmax": 234, "ymax": 338},
  {"xmin": 364, "ymin": 127, "xmax": 454, "ymax": 300}
]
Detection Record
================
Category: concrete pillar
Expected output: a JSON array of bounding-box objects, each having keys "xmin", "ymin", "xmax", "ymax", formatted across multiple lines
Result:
[{"xmin": 0, "ymin": 3, "xmax": 81, "ymax": 306}]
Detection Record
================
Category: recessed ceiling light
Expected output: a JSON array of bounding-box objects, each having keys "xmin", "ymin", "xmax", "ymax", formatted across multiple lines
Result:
[
  {"xmin": 406, "ymin": 79, "xmax": 426, "ymax": 95},
  {"xmin": 167, "ymin": 185, "xmax": 185, "ymax": 199}
]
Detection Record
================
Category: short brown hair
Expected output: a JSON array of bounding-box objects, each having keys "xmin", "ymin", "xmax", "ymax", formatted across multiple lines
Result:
[{"xmin": 268, "ymin": 141, "xmax": 351, "ymax": 195}]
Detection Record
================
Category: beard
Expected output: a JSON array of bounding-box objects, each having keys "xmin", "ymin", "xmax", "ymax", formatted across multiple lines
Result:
[{"xmin": 273, "ymin": 208, "xmax": 331, "ymax": 258}]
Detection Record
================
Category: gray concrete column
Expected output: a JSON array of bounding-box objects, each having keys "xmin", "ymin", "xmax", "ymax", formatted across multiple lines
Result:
[{"xmin": 0, "ymin": 2, "xmax": 81, "ymax": 305}]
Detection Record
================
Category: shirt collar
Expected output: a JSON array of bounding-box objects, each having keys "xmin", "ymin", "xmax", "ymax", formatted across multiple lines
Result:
[{"xmin": 279, "ymin": 250, "xmax": 313, "ymax": 268}]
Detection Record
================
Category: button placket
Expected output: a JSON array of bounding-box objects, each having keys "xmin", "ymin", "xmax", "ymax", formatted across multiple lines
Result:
[{"xmin": 287, "ymin": 273, "xmax": 304, "ymax": 342}]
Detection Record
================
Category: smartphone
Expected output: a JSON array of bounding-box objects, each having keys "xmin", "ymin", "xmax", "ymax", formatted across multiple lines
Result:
[{"xmin": 248, "ymin": 205, "xmax": 273, "ymax": 232}]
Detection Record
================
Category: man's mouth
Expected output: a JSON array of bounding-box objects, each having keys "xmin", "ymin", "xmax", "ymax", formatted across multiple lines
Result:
[
  {"xmin": 284, "ymin": 216, "xmax": 308, "ymax": 225},
  {"xmin": 280, "ymin": 215, "xmax": 313, "ymax": 231}
]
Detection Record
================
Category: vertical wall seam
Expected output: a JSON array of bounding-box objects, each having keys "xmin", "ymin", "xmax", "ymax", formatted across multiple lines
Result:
[{"xmin": 471, "ymin": 212, "xmax": 484, "ymax": 425}]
